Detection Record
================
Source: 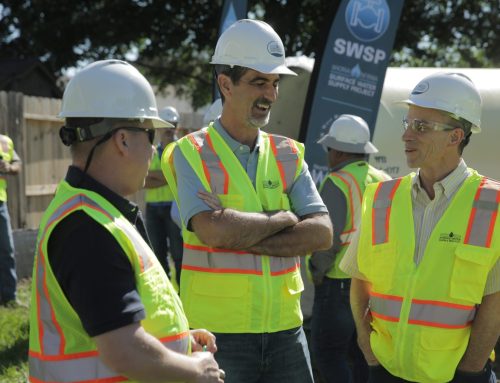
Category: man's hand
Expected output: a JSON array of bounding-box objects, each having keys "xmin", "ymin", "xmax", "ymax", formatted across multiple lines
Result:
[
  {"xmin": 198, "ymin": 190, "xmax": 222, "ymax": 210},
  {"xmin": 191, "ymin": 352, "xmax": 225, "ymax": 382},
  {"xmin": 357, "ymin": 308, "xmax": 379, "ymax": 366},
  {"xmin": 190, "ymin": 329, "xmax": 217, "ymax": 353},
  {"xmin": 0, "ymin": 159, "xmax": 10, "ymax": 173}
]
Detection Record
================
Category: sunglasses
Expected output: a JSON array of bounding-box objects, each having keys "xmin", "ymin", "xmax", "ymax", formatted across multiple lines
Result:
[
  {"xmin": 402, "ymin": 118, "xmax": 456, "ymax": 134},
  {"xmin": 115, "ymin": 126, "xmax": 156, "ymax": 144}
]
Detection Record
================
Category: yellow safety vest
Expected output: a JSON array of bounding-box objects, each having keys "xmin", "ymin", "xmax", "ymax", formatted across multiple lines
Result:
[
  {"xmin": 0, "ymin": 134, "xmax": 15, "ymax": 202},
  {"xmin": 162, "ymin": 125, "xmax": 306, "ymax": 333},
  {"xmin": 29, "ymin": 180, "xmax": 190, "ymax": 383},
  {"xmin": 312, "ymin": 161, "xmax": 390, "ymax": 279},
  {"xmin": 358, "ymin": 171, "xmax": 500, "ymax": 383},
  {"xmin": 145, "ymin": 146, "xmax": 174, "ymax": 203}
]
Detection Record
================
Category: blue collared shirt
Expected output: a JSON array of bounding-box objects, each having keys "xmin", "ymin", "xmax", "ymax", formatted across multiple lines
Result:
[{"xmin": 173, "ymin": 119, "xmax": 327, "ymax": 228}]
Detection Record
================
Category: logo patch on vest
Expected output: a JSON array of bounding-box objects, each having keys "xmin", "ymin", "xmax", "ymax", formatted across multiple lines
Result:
[
  {"xmin": 438, "ymin": 232, "xmax": 462, "ymax": 243},
  {"xmin": 263, "ymin": 179, "xmax": 280, "ymax": 189}
]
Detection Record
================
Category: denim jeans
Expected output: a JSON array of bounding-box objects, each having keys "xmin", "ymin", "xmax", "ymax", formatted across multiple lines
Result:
[
  {"xmin": 0, "ymin": 201, "xmax": 16, "ymax": 302},
  {"xmin": 213, "ymin": 327, "xmax": 314, "ymax": 383},
  {"xmin": 311, "ymin": 278, "xmax": 368, "ymax": 383},
  {"xmin": 145, "ymin": 203, "xmax": 183, "ymax": 286}
]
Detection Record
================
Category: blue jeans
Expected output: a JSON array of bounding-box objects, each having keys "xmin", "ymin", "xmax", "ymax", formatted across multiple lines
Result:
[
  {"xmin": 213, "ymin": 327, "xmax": 314, "ymax": 383},
  {"xmin": 0, "ymin": 201, "xmax": 16, "ymax": 302},
  {"xmin": 145, "ymin": 203, "xmax": 183, "ymax": 286},
  {"xmin": 311, "ymin": 278, "xmax": 368, "ymax": 383}
]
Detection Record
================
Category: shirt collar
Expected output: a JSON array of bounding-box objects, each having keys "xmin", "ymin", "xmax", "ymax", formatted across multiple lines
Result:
[
  {"xmin": 411, "ymin": 159, "xmax": 470, "ymax": 199},
  {"xmin": 65, "ymin": 166, "xmax": 140, "ymax": 224},
  {"xmin": 213, "ymin": 118, "xmax": 261, "ymax": 153}
]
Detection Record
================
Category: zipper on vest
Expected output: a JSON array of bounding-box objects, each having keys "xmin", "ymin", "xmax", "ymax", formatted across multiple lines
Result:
[
  {"xmin": 395, "ymin": 262, "xmax": 420, "ymax": 375},
  {"xmin": 261, "ymin": 255, "xmax": 271, "ymax": 331}
]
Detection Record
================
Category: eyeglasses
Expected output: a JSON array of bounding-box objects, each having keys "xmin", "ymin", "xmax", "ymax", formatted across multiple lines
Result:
[
  {"xmin": 402, "ymin": 118, "xmax": 456, "ymax": 134},
  {"xmin": 114, "ymin": 126, "xmax": 155, "ymax": 144}
]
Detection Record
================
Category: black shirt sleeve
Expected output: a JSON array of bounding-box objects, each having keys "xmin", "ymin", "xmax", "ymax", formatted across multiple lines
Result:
[{"xmin": 48, "ymin": 211, "xmax": 145, "ymax": 337}]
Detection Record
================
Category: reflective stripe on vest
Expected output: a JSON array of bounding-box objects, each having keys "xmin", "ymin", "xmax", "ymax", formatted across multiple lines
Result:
[
  {"xmin": 464, "ymin": 177, "xmax": 500, "ymax": 247},
  {"xmin": 268, "ymin": 135, "xmax": 299, "ymax": 192},
  {"xmin": 188, "ymin": 131, "xmax": 229, "ymax": 194},
  {"xmin": 370, "ymin": 292, "xmax": 476, "ymax": 329},
  {"xmin": 373, "ymin": 176, "xmax": 500, "ymax": 248},
  {"xmin": 332, "ymin": 170, "xmax": 363, "ymax": 246},
  {"xmin": 29, "ymin": 333, "xmax": 190, "ymax": 383},
  {"xmin": 182, "ymin": 245, "xmax": 299, "ymax": 276},
  {"xmin": 372, "ymin": 178, "xmax": 402, "ymax": 245}
]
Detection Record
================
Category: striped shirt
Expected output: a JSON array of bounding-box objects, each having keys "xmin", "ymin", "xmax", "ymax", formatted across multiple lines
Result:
[{"xmin": 340, "ymin": 160, "xmax": 500, "ymax": 295}]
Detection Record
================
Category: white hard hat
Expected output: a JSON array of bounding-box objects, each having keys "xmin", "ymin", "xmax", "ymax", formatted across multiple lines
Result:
[
  {"xmin": 400, "ymin": 72, "xmax": 482, "ymax": 133},
  {"xmin": 210, "ymin": 19, "xmax": 296, "ymax": 76},
  {"xmin": 59, "ymin": 59, "xmax": 172, "ymax": 128},
  {"xmin": 317, "ymin": 114, "xmax": 378, "ymax": 154},
  {"xmin": 159, "ymin": 106, "xmax": 180, "ymax": 126},
  {"xmin": 203, "ymin": 99, "xmax": 223, "ymax": 127}
]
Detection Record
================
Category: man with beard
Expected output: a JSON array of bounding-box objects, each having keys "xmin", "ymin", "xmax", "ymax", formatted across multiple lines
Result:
[{"xmin": 162, "ymin": 19, "xmax": 332, "ymax": 383}]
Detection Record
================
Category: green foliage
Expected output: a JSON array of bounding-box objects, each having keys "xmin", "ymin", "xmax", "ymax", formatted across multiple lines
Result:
[
  {"xmin": 0, "ymin": 279, "xmax": 30, "ymax": 383},
  {"xmin": 0, "ymin": 1, "xmax": 499, "ymax": 108}
]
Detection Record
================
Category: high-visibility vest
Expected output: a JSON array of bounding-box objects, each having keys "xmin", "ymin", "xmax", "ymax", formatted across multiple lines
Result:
[
  {"xmin": 145, "ymin": 146, "xmax": 174, "ymax": 203},
  {"xmin": 29, "ymin": 180, "xmax": 190, "ymax": 383},
  {"xmin": 0, "ymin": 135, "xmax": 15, "ymax": 202},
  {"xmin": 162, "ymin": 125, "xmax": 305, "ymax": 333},
  {"xmin": 358, "ymin": 171, "xmax": 500, "ymax": 383},
  {"xmin": 313, "ymin": 161, "xmax": 390, "ymax": 279}
]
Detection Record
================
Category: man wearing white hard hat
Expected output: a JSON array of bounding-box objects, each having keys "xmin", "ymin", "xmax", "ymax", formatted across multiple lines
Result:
[
  {"xmin": 144, "ymin": 105, "xmax": 184, "ymax": 287},
  {"xmin": 29, "ymin": 60, "xmax": 225, "ymax": 383},
  {"xmin": 309, "ymin": 115, "xmax": 390, "ymax": 383},
  {"xmin": 162, "ymin": 19, "xmax": 332, "ymax": 383},
  {"xmin": 341, "ymin": 73, "xmax": 499, "ymax": 383}
]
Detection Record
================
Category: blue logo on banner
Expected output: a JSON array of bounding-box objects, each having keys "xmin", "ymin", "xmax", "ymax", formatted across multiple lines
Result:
[{"xmin": 345, "ymin": 0, "xmax": 390, "ymax": 42}]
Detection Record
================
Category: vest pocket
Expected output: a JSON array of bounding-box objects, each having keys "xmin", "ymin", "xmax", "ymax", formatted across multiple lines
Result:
[
  {"xmin": 186, "ymin": 273, "xmax": 250, "ymax": 331},
  {"xmin": 218, "ymin": 194, "xmax": 244, "ymax": 210},
  {"xmin": 280, "ymin": 272, "xmax": 304, "ymax": 325},
  {"xmin": 417, "ymin": 328, "xmax": 468, "ymax": 382},
  {"xmin": 450, "ymin": 244, "xmax": 494, "ymax": 303}
]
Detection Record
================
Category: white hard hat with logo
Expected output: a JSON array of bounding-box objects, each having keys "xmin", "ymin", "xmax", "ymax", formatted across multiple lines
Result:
[
  {"xmin": 400, "ymin": 72, "xmax": 482, "ymax": 133},
  {"xmin": 159, "ymin": 106, "xmax": 180, "ymax": 126},
  {"xmin": 59, "ymin": 59, "xmax": 172, "ymax": 128},
  {"xmin": 210, "ymin": 19, "xmax": 296, "ymax": 76},
  {"xmin": 317, "ymin": 114, "xmax": 378, "ymax": 154},
  {"xmin": 203, "ymin": 99, "xmax": 223, "ymax": 128}
]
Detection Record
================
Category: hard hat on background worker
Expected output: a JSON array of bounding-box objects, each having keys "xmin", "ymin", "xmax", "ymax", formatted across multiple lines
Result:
[
  {"xmin": 59, "ymin": 59, "xmax": 172, "ymax": 145},
  {"xmin": 159, "ymin": 106, "xmax": 180, "ymax": 127},
  {"xmin": 317, "ymin": 114, "xmax": 378, "ymax": 154},
  {"xmin": 399, "ymin": 72, "xmax": 482, "ymax": 133},
  {"xmin": 210, "ymin": 19, "xmax": 297, "ymax": 76},
  {"xmin": 202, "ymin": 99, "xmax": 223, "ymax": 128}
]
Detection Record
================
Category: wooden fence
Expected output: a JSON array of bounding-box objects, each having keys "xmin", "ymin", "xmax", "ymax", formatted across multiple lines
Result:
[{"xmin": 0, "ymin": 91, "xmax": 145, "ymax": 230}]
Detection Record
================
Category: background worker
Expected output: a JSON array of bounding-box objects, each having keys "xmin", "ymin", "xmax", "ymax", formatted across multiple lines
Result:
[
  {"xmin": 162, "ymin": 19, "xmax": 332, "ymax": 383},
  {"xmin": 28, "ymin": 59, "xmax": 224, "ymax": 383},
  {"xmin": 309, "ymin": 115, "xmax": 391, "ymax": 383},
  {"xmin": 144, "ymin": 105, "xmax": 183, "ymax": 286},
  {"xmin": 341, "ymin": 72, "xmax": 500, "ymax": 383},
  {"xmin": 0, "ymin": 133, "xmax": 21, "ymax": 307}
]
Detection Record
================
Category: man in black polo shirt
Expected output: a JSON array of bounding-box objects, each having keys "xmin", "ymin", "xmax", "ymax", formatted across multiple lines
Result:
[{"xmin": 28, "ymin": 59, "xmax": 225, "ymax": 383}]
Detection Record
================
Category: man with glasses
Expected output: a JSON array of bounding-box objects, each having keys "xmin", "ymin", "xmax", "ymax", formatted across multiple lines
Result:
[
  {"xmin": 29, "ymin": 60, "xmax": 225, "ymax": 383},
  {"xmin": 341, "ymin": 72, "xmax": 499, "ymax": 383}
]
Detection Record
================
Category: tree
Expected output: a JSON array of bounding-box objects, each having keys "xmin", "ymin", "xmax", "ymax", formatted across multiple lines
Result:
[{"xmin": 0, "ymin": 0, "xmax": 498, "ymax": 108}]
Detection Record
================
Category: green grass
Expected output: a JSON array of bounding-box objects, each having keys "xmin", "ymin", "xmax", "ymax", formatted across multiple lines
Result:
[{"xmin": 0, "ymin": 278, "xmax": 30, "ymax": 383}]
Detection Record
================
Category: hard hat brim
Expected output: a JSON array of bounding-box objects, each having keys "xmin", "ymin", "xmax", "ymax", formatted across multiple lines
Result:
[
  {"xmin": 317, "ymin": 135, "xmax": 378, "ymax": 154},
  {"xmin": 211, "ymin": 60, "xmax": 297, "ymax": 76}
]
